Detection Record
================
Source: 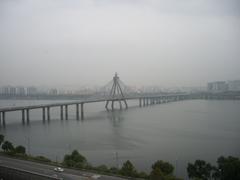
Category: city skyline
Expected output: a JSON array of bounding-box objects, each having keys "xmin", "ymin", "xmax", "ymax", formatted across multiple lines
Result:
[{"xmin": 1, "ymin": 0, "xmax": 240, "ymax": 87}]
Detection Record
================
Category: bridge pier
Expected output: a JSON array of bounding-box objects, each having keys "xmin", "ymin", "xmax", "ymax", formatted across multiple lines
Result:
[
  {"xmin": 111, "ymin": 101, "xmax": 114, "ymax": 110},
  {"xmin": 2, "ymin": 112, "xmax": 5, "ymax": 127},
  {"xmin": 42, "ymin": 108, "xmax": 45, "ymax": 122},
  {"xmin": 76, "ymin": 104, "xmax": 79, "ymax": 120},
  {"xmin": 60, "ymin": 106, "xmax": 63, "ymax": 120},
  {"xmin": 139, "ymin": 98, "xmax": 142, "ymax": 107},
  {"xmin": 26, "ymin": 109, "xmax": 30, "ymax": 124},
  {"xmin": 119, "ymin": 101, "xmax": 122, "ymax": 110},
  {"xmin": 81, "ymin": 103, "xmax": 84, "ymax": 120},
  {"xmin": 105, "ymin": 101, "xmax": 109, "ymax": 110},
  {"xmin": 65, "ymin": 105, "xmax": 68, "ymax": 120},
  {"xmin": 22, "ymin": 110, "xmax": 25, "ymax": 124},
  {"xmin": 47, "ymin": 107, "xmax": 50, "ymax": 121},
  {"xmin": 124, "ymin": 100, "xmax": 128, "ymax": 109}
]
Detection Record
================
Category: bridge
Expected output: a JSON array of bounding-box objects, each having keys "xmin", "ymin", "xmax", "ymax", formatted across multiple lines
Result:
[{"xmin": 0, "ymin": 73, "xmax": 239, "ymax": 127}]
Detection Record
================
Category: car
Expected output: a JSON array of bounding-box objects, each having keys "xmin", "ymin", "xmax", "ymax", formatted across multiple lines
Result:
[
  {"xmin": 54, "ymin": 167, "xmax": 64, "ymax": 172},
  {"xmin": 91, "ymin": 174, "xmax": 101, "ymax": 179}
]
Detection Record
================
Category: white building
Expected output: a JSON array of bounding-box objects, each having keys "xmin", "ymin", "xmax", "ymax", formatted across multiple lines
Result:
[
  {"xmin": 207, "ymin": 81, "xmax": 228, "ymax": 92},
  {"xmin": 228, "ymin": 80, "xmax": 240, "ymax": 91}
]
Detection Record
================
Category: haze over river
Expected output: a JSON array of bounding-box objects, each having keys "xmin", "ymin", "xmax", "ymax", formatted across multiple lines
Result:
[{"xmin": 0, "ymin": 99, "xmax": 240, "ymax": 179}]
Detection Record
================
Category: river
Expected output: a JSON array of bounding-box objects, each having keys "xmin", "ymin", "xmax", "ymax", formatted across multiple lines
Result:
[{"xmin": 0, "ymin": 99, "xmax": 240, "ymax": 179}]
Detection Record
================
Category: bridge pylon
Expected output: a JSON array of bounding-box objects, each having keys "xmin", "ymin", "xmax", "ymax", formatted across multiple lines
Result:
[{"xmin": 105, "ymin": 73, "xmax": 128, "ymax": 110}]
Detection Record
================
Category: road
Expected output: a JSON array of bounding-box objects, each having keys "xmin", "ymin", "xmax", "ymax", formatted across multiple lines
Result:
[{"xmin": 0, "ymin": 155, "xmax": 127, "ymax": 180}]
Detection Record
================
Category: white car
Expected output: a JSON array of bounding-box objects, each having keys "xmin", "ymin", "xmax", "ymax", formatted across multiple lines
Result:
[
  {"xmin": 54, "ymin": 167, "xmax": 64, "ymax": 172},
  {"xmin": 91, "ymin": 174, "xmax": 101, "ymax": 179}
]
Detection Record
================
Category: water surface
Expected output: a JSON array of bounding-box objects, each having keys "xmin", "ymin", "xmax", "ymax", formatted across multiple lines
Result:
[{"xmin": 0, "ymin": 99, "xmax": 240, "ymax": 179}]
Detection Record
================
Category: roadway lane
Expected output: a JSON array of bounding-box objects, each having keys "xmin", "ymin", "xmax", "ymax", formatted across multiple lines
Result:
[{"xmin": 0, "ymin": 155, "xmax": 127, "ymax": 180}]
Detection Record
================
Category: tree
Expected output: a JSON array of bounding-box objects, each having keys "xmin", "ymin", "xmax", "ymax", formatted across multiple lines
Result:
[
  {"xmin": 2, "ymin": 141, "xmax": 14, "ymax": 152},
  {"xmin": 216, "ymin": 156, "xmax": 240, "ymax": 180},
  {"xmin": 71, "ymin": 150, "xmax": 87, "ymax": 165},
  {"xmin": 96, "ymin": 165, "xmax": 109, "ymax": 172},
  {"xmin": 15, "ymin": 145, "xmax": 26, "ymax": 154},
  {"xmin": 120, "ymin": 160, "xmax": 137, "ymax": 177},
  {"xmin": 152, "ymin": 160, "xmax": 174, "ymax": 176},
  {"xmin": 109, "ymin": 167, "xmax": 119, "ymax": 174},
  {"xmin": 150, "ymin": 167, "xmax": 165, "ymax": 180},
  {"xmin": 63, "ymin": 150, "xmax": 87, "ymax": 168},
  {"xmin": 187, "ymin": 160, "xmax": 213, "ymax": 180},
  {"xmin": 0, "ymin": 134, "xmax": 4, "ymax": 146}
]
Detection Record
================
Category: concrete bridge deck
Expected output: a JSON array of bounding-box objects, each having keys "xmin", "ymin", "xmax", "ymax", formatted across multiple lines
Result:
[
  {"xmin": 0, "ymin": 92, "xmax": 239, "ymax": 127},
  {"xmin": 0, "ymin": 93, "xmax": 190, "ymax": 126}
]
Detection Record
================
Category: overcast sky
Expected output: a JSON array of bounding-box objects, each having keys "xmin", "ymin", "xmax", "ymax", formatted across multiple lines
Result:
[{"xmin": 0, "ymin": 0, "xmax": 240, "ymax": 88}]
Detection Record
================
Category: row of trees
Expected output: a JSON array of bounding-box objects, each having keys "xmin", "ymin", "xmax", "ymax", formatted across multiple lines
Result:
[
  {"xmin": 1, "ymin": 134, "xmax": 239, "ymax": 180},
  {"xmin": 62, "ymin": 150, "xmax": 182, "ymax": 180},
  {"xmin": 62, "ymin": 150, "xmax": 240, "ymax": 180},
  {"xmin": 187, "ymin": 157, "xmax": 240, "ymax": 180},
  {"xmin": 0, "ymin": 134, "xmax": 26, "ymax": 154}
]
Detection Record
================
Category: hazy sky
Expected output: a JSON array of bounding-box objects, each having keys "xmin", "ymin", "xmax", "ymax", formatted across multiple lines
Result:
[{"xmin": 0, "ymin": 0, "xmax": 240, "ymax": 88}]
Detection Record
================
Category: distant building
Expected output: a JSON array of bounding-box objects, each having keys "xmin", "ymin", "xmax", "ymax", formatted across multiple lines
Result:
[
  {"xmin": 228, "ymin": 80, "xmax": 240, "ymax": 91},
  {"xmin": 27, "ymin": 86, "xmax": 37, "ymax": 95},
  {"xmin": 207, "ymin": 81, "xmax": 228, "ymax": 92},
  {"xmin": 49, "ymin": 88, "xmax": 58, "ymax": 95},
  {"xmin": 1, "ymin": 86, "xmax": 10, "ymax": 95},
  {"xmin": 16, "ymin": 86, "xmax": 26, "ymax": 96},
  {"xmin": 9, "ymin": 86, "xmax": 16, "ymax": 96}
]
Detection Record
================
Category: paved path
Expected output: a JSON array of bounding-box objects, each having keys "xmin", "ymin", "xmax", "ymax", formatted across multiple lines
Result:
[{"xmin": 0, "ymin": 155, "xmax": 127, "ymax": 180}]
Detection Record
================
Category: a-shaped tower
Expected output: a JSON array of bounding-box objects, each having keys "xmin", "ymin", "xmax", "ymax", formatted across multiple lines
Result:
[{"xmin": 105, "ymin": 73, "xmax": 128, "ymax": 110}]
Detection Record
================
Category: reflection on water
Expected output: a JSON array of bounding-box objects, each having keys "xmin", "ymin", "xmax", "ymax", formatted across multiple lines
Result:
[{"xmin": 0, "ymin": 100, "xmax": 240, "ymax": 179}]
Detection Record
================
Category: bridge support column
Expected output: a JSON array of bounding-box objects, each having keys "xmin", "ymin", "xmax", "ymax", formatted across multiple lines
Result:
[
  {"xmin": 105, "ymin": 101, "xmax": 109, "ymax": 110},
  {"xmin": 139, "ymin": 98, "xmax": 142, "ymax": 107},
  {"xmin": 81, "ymin": 103, "xmax": 84, "ymax": 120},
  {"xmin": 124, "ymin": 100, "xmax": 128, "ymax": 109},
  {"xmin": 60, "ymin": 106, "xmax": 63, "ymax": 120},
  {"xmin": 111, "ymin": 101, "xmax": 114, "ymax": 110},
  {"xmin": 0, "ymin": 112, "xmax": 1, "ymax": 125},
  {"xmin": 76, "ymin": 104, "xmax": 79, "ymax": 120},
  {"xmin": 42, "ymin": 108, "xmax": 45, "ymax": 122},
  {"xmin": 118, "ymin": 101, "xmax": 122, "ymax": 110},
  {"xmin": 47, "ymin": 107, "xmax": 50, "ymax": 121},
  {"xmin": 22, "ymin": 110, "xmax": 25, "ymax": 124},
  {"xmin": 119, "ymin": 101, "xmax": 122, "ymax": 110},
  {"xmin": 65, "ymin": 105, "xmax": 68, "ymax": 120},
  {"xmin": 26, "ymin": 109, "xmax": 30, "ymax": 124},
  {"xmin": 2, "ymin": 112, "xmax": 5, "ymax": 127},
  {"xmin": 22, "ymin": 110, "xmax": 25, "ymax": 123}
]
